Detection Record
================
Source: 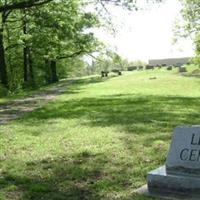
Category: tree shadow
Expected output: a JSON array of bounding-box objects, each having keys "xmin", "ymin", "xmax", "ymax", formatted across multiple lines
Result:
[
  {"xmin": 23, "ymin": 94, "xmax": 200, "ymax": 136},
  {"xmin": 2, "ymin": 81, "xmax": 200, "ymax": 199},
  {"xmin": 17, "ymin": 93, "xmax": 200, "ymax": 174},
  {"xmin": 64, "ymin": 75, "xmax": 121, "ymax": 90},
  {"xmin": 0, "ymin": 151, "xmax": 138, "ymax": 200},
  {"xmin": 0, "ymin": 76, "xmax": 116, "ymax": 125}
]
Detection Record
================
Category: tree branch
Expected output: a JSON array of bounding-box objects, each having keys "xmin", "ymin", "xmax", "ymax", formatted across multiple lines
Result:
[
  {"xmin": 0, "ymin": 0, "xmax": 53, "ymax": 13},
  {"xmin": 57, "ymin": 50, "xmax": 86, "ymax": 60}
]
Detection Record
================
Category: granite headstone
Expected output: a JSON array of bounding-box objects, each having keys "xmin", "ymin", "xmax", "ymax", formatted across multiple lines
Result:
[{"xmin": 145, "ymin": 126, "xmax": 200, "ymax": 199}]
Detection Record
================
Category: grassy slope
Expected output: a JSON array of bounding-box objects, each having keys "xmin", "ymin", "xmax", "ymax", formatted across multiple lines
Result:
[{"xmin": 0, "ymin": 69, "xmax": 200, "ymax": 200}]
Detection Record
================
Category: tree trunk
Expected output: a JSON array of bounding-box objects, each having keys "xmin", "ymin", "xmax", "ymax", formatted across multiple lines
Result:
[
  {"xmin": 50, "ymin": 60, "xmax": 58, "ymax": 83},
  {"xmin": 0, "ymin": 13, "xmax": 8, "ymax": 88},
  {"xmin": 23, "ymin": 46, "xmax": 28, "ymax": 84},
  {"xmin": 28, "ymin": 48, "xmax": 35, "ymax": 87},
  {"xmin": 45, "ymin": 59, "xmax": 51, "ymax": 84},
  {"xmin": 22, "ymin": 10, "xmax": 35, "ymax": 87},
  {"xmin": 5, "ymin": 21, "xmax": 14, "ymax": 89},
  {"xmin": 23, "ymin": 10, "xmax": 28, "ymax": 85}
]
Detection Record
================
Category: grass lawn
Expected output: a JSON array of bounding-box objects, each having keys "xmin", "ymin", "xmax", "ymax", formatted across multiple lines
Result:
[{"xmin": 0, "ymin": 68, "xmax": 200, "ymax": 200}]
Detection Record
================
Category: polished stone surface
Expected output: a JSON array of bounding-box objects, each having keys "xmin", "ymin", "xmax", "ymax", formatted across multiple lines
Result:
[
  {"xmin": 148, "ymin": 166, "xmax": 200, "ymax": 198},
  {"xmin": 166, "ymin": 126, "xmax": 200, "ymax": 176},
  {"xmin": 139, "ymin": 126, "xmax": 200, "ymax": 199},
  {"xmin": 136, "ymin": 184, "xmax": 200, "ymax": 200}
]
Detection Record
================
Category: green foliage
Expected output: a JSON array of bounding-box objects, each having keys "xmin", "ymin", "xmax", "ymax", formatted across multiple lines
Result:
[
  {"xmin": 58, "ymin": 58, "xmax": 87, "ymax": 77},
  {"xmin": 129, "ymin": 60, "xmax": 147, "ymax": 67},
  {"xmin": 179, "ymin": 0, "xmax": 200, "ymax": 65},
  {"xmin": 0, "ymin": 0, "xmax": 101, "ymax": 91},
  {"xmin": 180, "ymin": 0, "xmax": 200, "ymax": 34},
  {"xmin": 87, "ymin": 51, "xmax": 134, "ymax": 75}
]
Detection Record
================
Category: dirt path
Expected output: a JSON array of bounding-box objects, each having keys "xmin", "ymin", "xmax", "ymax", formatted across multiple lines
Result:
[{"xmin": 0, "ymin": 79, "xmax": 75, "ymax": 125}]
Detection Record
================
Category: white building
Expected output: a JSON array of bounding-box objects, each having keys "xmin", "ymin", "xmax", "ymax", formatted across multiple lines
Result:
[{"xmin": 148, "ymin": 57, "xmax": 191, "ymax": 67}]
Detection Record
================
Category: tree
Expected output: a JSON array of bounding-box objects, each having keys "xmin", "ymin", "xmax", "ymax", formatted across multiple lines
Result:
[
  {"xmin": 178, "ymin": 0, "xmax": 200, "ymax": 63},
  {"xmin": 0, "ymin": 0, "xmax": 53, "ymax": 88},
  {"xmin": 0, "ymin": 0, "xmax": 163, "ymax": 91},
  {"xmin": 27, "ymin": 0, "xmax": 99, "ymax": 83},
  {"xmin": 0, "ymin": 0, "xmax": 100, "ymax": 89}
]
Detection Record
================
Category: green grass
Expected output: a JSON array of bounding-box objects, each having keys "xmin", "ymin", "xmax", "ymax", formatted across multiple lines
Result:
[{"xmin": 0, "ymin": 68, "xmax": 200, "ymax": 200}]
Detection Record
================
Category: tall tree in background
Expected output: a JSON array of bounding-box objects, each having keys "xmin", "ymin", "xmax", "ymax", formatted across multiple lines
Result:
[
  {"xmin": 0, "ymin": 0, "xmax": 99, "ymax": 89},
  {"xmin": 179, "ymin": 0, "xmax": 200, "ymax": 63},
  {"xmin": 26, "ymin": 0, "xmax": 99, "ymax": 84},
  {"xmin": 0, "ymin": 0, "xmax": 53, "ymax": 88}
]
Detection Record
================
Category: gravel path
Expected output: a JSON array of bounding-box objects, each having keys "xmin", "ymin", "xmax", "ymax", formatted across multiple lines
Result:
[{"xmin": 0, "ymin": 80, "xmax": 75, "ymax": 125}]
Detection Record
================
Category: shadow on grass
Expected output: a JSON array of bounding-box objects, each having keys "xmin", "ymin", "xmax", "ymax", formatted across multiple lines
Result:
[
  {"xmin": 2, "ymin": 76, "xmax": 200, "ymax": 199},
  {"xmin": 0, "ymin": 151, "xmax": 139, "ymax": 200},
  {"xmin": 0, "ymin": 75, "xmax": 112, "ymax": 106},
  {"xmin": 24, "ymin": 94, "xmax": 200, "ymax": 136},
  {"xmin": 49, "ymin": 75, "xmax": 121, "ymax": 96}
]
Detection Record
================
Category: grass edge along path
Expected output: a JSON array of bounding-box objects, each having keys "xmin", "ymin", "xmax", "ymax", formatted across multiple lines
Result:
[{"xmin": 0, "ymin": 79, "xmax": 76, "ymax": 125}]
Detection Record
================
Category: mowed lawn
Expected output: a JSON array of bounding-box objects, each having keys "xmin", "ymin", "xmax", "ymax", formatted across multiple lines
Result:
[{"xmin": 1, "ymin": 69, "xmax": 200, "ymax": 200}]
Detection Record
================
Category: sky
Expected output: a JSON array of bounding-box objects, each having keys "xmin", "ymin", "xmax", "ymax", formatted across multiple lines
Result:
[{"xmin": 92, "ymin": 0, "xmax": 195, "ymax": 62}]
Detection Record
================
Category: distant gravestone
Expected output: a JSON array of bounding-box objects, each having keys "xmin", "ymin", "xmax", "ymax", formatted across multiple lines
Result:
[
  {"xmin": 146, "ymin": 65, "xmax": 154, "ymax": 70},
  {"xmin": 111, "ymin": 69, "xmax": 122, "ymax": 76},
  {"xmin": 101, "ymin": 71, "xmax": 109, "ymax": 77},
  {"xmin": 167, "ymin": 66, "xmax": 173, "ymax": 70},
  {"xmin": 127, "ymin": 66, "xmax": 137, "ymax": 71},
  {"xmin": 179, "ymin": 67, "xmax": 187, "ymax": 73},
  {"xmin": 138, "ymin": 66, "xmax": 144, "ymax": 70},
  {"xmin": 138, "ymin": 126, "xmax": 200, "ymax": 199}
]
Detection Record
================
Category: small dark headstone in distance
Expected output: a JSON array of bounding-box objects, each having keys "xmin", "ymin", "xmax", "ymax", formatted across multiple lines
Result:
[
  {"xmin": 179, "ymin": 67, "xmax": 187, "ymax": 73},
  {"xmin": 149, "ymin": 77, "xmax": 157, "ymax": 80},
  {"xmin": 138, "ymin": 66, "xmax": 144, "ymax": 70},
  {"xmin": 105, "ymin": 71, "xmax": 109, "ymax": 77},
  {"xmin": 111, "ymin": 69, "xmax": 119, "ymax": 73},
  {"xmin": 167, "ymin": 66, "xmax": 173, "ymax": 70},
  {"xmin": 101, "ymin": 71, "xmax": 109, "ymax": 77},
  {"xmin": 101, "ymin": 71, "xmax": 105, "ymax": 77},
  {"xmin": 111, "ymin": 69, "xmax": 122, "ymax": 76},
  {"xmin": 127, "ymin": 66, "xmax": 137, "ymax": 71},
  {"xmin": 146, "ymin": 65, "xmax": 154, "ymax": 70}
]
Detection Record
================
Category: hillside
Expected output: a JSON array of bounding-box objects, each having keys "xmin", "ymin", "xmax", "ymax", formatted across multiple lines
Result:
[{"xmin": 0, "ymin": 69, "xmax": 200, "ymax": 200}]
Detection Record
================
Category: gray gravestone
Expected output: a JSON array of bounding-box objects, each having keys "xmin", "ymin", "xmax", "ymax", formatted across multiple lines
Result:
[
  {"xmin": 139, "ymin": 126, "xmax": 200, "ymax": 200},
  {"xmin": 166, "ymin": 126, "xmax": 200, "ymax": 176}
]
